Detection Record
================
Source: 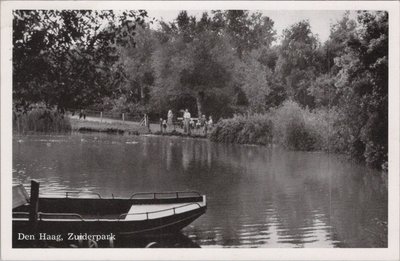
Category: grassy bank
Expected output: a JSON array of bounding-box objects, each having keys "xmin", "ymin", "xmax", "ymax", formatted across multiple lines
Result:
[
  {"xmin": 153, "ymin": 130, "xmax": 207, "ymax": 139},
  {"xmin": 71, "ymin": 119, "xmax": 207, "ymax": 138},
  {"xmin": 70, "ymin": 118, "xmax": 149, "ymax": 135},
  {"xmin": 13, "ymin": 109, "xmax": 71, "ymax": 133},
  {"xmin": 14, "ymin": 109, "xmax": 206, "ymax": 138}
]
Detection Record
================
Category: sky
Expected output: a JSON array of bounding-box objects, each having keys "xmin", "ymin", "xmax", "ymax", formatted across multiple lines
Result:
[{"xmin": 147, "ymin": 10, "xmax": 357, "ymax": 44}]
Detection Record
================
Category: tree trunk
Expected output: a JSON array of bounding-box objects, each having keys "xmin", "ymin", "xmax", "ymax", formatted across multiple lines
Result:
[
  {"xmin": 196, "ymin": 91, "xmax": 204, "ymax": 118},
  {"xmin": 140, "ymin": 85, "xmax": 145, "ymax": 99}
]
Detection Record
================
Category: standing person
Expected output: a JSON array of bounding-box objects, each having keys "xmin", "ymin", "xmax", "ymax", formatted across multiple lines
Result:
[
  {"xmin": 201, "ymin": 115, "xmax": 207, "ymax": 135},
  {"xmin": 167, "ymin": 110, "xmax": 174, "ymax": 131},
  {"xmin": 79, "ymin": 109, "xmax": 87, "ymax": 120},
  {"xmin": 190, "ymin": 118, "xmax": 195, "ymax": 131},
  {"xmin": 162, "ymin": 119, "xmax": 167, "ymax": 133},
  {"xmin": 183, "ymin": 109, "xmax": 191, "ymax": 134},
  {"xmin": 195, "ymin": 116, "xmax": 201, "ymax": 131},
  {"xmin": 208, "ymin": 115, "xmax": 213, "ymax": 130}
]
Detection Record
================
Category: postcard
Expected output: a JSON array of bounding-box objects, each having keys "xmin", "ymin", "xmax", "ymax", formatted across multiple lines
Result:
[{"xmin": 1, "ymin": 1, "xmax": 399, "ymax": 260}]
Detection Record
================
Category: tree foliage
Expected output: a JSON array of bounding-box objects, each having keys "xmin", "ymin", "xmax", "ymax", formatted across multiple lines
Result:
[
  {"xmin": 216, "ymin": 10, "xmax": 276, "ymax": 58},
  {"xmin": 275, "ymin": 20, "xmax": 320, "ymax": 108},
  {"xmin": 335, "ymin": 11, "xmax": 388, "ymax": 168},
  {"xmin": 151, "ymin": 11, "xmax": 239, "ymax": 118},
  {"xmin": 13, "ymin": 10, "xmax": 147, "ymax": 112},
  {"xmin": 13, "ymin": 10, "xmax": 388, "ymax": 169},
  {"xmin": 150, "ymin": 10, "xmax": 278, "ymax": 118},
  {"xmin": 117, "ymin": 25, "xmax": 156, "ymax": 109}
]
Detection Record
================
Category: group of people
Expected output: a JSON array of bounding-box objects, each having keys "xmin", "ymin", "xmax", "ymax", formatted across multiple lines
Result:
[
  {"xmin": 183, "ymin": 109, "xmax": 213, "ymax": 135},
  {"xmin": 78, "ymin": 109, "xmax": 86, "ymax": 119},
  {"xmin": 160, "ymin": 110, "xmax": 175, "ymax": 133},
  {"xmin": 160, "ymin": 109, "xmax": 213, "ymax": 135}
]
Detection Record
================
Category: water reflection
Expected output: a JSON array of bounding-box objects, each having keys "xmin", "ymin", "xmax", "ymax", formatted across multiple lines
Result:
[
  {"xmin": 115, "ymin": 233, "xmax": 200, "ymax": 248},
  {"xmin": 13, "ymin": 134, "xmax": 387, "ymax": 248}
]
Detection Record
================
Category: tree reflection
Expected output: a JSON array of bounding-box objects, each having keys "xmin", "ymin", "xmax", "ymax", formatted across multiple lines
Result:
[{"xmin": 13, "ymin": 135, "xmax": 388, "ymax": 247}]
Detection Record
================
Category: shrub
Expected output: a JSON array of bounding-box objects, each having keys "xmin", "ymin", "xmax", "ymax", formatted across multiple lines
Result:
[
  {"xmin": 210, "ymin": 101, "xmax": 344, "ymax": 152},
  {"xmin": 284, "ymin": 119, "xmax": 320, "ymax": 151},
  {"xmin": 13, "ymin": 108, "xmax": 71, "ymax": 133},
  {"xmin": 210, "ymin": 113, "xmax": 273, "ymax": 145},
  {"xmin": 270, "ymin": 100, "xmax": 324, "ymax": 151}
]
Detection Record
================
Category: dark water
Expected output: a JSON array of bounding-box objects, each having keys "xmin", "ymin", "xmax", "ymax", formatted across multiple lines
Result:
[{"xmin": 13, "ymin": 133, "xmax": 388, "ymax": 248}]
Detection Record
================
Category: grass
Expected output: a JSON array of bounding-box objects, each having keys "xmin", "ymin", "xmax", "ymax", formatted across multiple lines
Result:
[
  {"xmin": 153, "ymin": 130, "xmax": 207, "ymax": 139},
  {"xmin": 70, "ymin": 118, "xmax": 148, "ymax": 135},
  {"xmin": 70, "ymin": 116, "xmax": 208, "ymax": 138}
]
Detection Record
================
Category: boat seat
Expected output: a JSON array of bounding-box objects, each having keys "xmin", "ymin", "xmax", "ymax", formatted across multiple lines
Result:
[{"xmin": 124, "ymin": 203, "xmax": 200, "ymax": 221}]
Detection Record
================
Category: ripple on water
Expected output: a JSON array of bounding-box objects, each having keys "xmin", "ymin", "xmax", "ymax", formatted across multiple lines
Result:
[
  {"xmin": 12, "ymin": 133, "xmax": 388, "ymax": 248},
  {"xmin": 126, "ymin": 141, "xmax": 139, "ymax": 144}
]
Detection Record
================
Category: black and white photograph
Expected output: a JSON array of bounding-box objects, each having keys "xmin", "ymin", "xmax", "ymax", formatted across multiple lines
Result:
[{"xmin": 1, "ymin": 1, "xmax": 399, "ymax": 260}]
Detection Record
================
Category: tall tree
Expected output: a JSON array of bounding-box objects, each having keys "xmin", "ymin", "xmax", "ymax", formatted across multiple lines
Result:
[
  {"xmin": 234, "ymin": 48, "xmax": 285, "ymax": 112},
  {"xmin": 152, "ymin": 11, "xmax": 237, "ymax": 118},
  {"xmin": 118, "ymin": 25, "xmax": 156, "ymax": 106},
  {"xmin": 212, "ymin": 10, "xmax": 276, "ymax": 58},
  {"xmin": 13, "ymin": 10, "xmax": 147, "ymax": 112},
  {"xmin": 324, "ymin": 12, "xmax": 358, "ymax": 74},
  {"xmin": 308, "ymin": 13, "xmax": 358, "ymax": 108},
  {"xmin": 335, "ymin": 11, "xmax": 388, "ymax": 168},
  {"xmin": 275, "ymin": 20, "xmax": 320, "ymax": 108}
]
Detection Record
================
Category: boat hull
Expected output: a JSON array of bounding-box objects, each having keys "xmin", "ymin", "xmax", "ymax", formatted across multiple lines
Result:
[
  {"xmin": 13, "ymin": 194, "xmax": 206, "ymax": 246},
  {"xmin": 13, "ymin": 206, "xmax": 206, "ymax": 238}
]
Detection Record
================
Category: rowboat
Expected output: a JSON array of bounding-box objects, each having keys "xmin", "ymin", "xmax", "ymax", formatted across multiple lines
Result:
[{"xmin": 12, "ymin": 181, "xmax": 207, "ymax": 239}]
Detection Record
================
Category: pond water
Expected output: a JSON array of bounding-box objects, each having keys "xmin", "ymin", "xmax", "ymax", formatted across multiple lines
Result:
[{"xmin": 13, "ymin": 133, "xmax": 387, "ymax": 248}]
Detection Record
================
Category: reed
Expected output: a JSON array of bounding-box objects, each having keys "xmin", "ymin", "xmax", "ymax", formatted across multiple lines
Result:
[{"xmin": 270, "ymin": 100, "xmax": 324, "ymax": 151}]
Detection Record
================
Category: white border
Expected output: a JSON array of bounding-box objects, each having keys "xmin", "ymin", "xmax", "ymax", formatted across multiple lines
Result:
[{"xmin": 1, "ymin": 1, "xmax": 399, "ymax": 260}]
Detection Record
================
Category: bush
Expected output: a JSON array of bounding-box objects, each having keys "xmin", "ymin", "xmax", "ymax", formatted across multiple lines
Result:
[
  {"xmin": 13, "ymin": 108, "xmax": 71, "ymax": 133},
  {"xmin": 210, "ymin": 101, "xmax": 343, "ymax": 152},
  {"xmin": 270, "ymin": 100, "xmax": 324, "ymax": 151},
  {"xmin": 284, "ymin": 119, "xmax": 319, "ymax": 151},
  {"xmin": 210, "ymin": 113, "xmax": 273, "ymax": 145}
]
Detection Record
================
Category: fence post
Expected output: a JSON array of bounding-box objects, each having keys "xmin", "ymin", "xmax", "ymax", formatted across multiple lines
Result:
[
  {"xmin": 100, "ymin": 112, "xmax": 103, "ymax": 123},
  {"xmin": 122, "ymin": 113, "xmax": 125, "ymax": 122},
  {"xmin": 145, "ymin": 114, "xmax": 150, "ymax": 132},
  {"xmin": 29, "ymin": 180, "xmax": 39, "ymax": 232}
]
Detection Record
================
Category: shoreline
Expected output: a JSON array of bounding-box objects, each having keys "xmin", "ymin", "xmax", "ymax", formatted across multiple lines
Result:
[
  {"xmin": 13, "ymin": 120, "xmax": 387, "ymax": 174},
  {"xmin": 70, "ymin": 118, "xmax": 208, "ymax": 138},
  {"xmin": 72, "ymin": 119, "xmax": 387, "ymax": 173}
]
